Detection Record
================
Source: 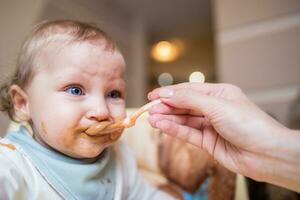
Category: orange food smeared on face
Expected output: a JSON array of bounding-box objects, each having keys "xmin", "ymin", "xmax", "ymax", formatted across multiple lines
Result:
[
  {"xmin": 85, "ymin": 120, "xmax": 124, "ymax": 136},
  {"xmin": 0, "ymin": 143, "xmax": 16, "ymax": 151},
  {"xmin": 85, "ymin": 121, "xmax": 113, "ymax": 135},
  {"xmin": 77, "ymin": 120, "xmax": 124, "ymax": 146},
  {"xmin": 41, "ymin": 121, "xmax": 48, "ymax": 135}
]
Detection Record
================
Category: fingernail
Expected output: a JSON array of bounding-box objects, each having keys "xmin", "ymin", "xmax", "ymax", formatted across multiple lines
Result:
[{"xmin": 159, "ymin": 88, "xmax": 174, "ymax": 98}]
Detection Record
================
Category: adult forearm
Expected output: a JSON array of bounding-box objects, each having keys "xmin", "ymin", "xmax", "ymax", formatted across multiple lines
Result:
[{"xmin": 264, "ymin": 129, "xmax": 300, "ymax": 192}]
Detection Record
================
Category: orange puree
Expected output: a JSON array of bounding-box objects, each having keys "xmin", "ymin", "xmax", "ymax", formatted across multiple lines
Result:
[
  {"xmin": 0, "ymin": 143, "xmax": 16, "ymax": 151},
  {"xmin": 85, "ymin": 120, "xmax": 124, "ymax": 136}
]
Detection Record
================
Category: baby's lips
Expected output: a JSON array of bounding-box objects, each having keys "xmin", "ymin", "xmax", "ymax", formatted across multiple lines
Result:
[
  {"xmin": 85, "ymin": 120, "xmax": 125, "ymax": 136},
  {"xmin": 85, "ymin": 121, "xmax": 112, "ymax": 135}
]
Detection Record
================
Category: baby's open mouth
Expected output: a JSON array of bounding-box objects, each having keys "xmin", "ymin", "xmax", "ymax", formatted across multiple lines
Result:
[
  {"xmin": 85, "ymin": 121, "xmax": 124, "ymax": 136},
  {"xmin": 82, "ymin": 128, "xmax": 123, "ymax": 143},
  {"xmin": 85, "ymin": 99, "xmax": 162, "ymax": 136}
]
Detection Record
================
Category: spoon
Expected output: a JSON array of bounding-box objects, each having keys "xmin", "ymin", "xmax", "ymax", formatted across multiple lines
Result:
[{"xmin": 85, "ymin": 99, "xmax": 162, "ymax": 136}]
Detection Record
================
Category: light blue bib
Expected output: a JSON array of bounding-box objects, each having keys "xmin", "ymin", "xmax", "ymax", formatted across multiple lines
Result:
[{"xmin": 6, "ymin": 126, "xmax": 116, "ymax": 200}]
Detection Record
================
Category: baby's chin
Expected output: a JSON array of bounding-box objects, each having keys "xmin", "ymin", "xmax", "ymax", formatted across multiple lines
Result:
[
  {"xmin": 68, "ymin": 144, "xmax": 108, "ymax": 159},
  {"xmin": 68, "ymin": 131, "xmax": 123, "ymax": 158}
]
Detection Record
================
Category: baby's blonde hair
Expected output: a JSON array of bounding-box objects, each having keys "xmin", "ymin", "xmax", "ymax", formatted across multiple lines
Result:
[{"xmin": 0, "ymin": 20, "xmax": 117, "ymax": 121}]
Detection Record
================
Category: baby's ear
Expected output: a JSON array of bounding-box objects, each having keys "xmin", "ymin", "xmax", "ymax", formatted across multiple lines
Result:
[{"xmin": 9, "ymin": 85, "xmax": 30, "ymax": 121}]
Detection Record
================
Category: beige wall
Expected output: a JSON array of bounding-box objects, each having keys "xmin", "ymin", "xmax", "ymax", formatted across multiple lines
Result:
[
  {"xmin": 0, "ymin": 0, "xmax": 47, "ymax": 136},
  {"xmin": 213, "ymin": 0, "xmax": 300, "ymax": 125},
  {"xmin": 215, "ymin": 0, "xmax": 300, "ymax": 31},
  {"xmin": 0, "ymin": 0, "xmax": 147, "ymax": 136}
]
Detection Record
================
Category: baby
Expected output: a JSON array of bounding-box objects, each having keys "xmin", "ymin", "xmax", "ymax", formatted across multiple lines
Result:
[{"xmin": 0, "ymin": 20, "xmax": 173, "ymax": 200}]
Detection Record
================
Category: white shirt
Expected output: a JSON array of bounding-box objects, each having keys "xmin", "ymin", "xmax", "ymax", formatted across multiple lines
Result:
[{"xmin": 0, "ymin": 137, "xmax": 174, "ymax": 200}]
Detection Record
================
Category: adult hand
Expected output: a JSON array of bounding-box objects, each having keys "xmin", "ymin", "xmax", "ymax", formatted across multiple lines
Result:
[{"xmin": 147, "ymin": 82, "xmax": 300, "ymax": 192}]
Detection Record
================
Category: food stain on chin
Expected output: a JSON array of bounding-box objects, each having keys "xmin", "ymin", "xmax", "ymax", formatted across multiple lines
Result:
[
  {"xmin": 110, "ymin": 131, "xmax": 123, "ymax": 141},
  {"xmin": 0, "ymin": 143, "xmax": 16, "ymax": 151},
  {"xmin": 79, "ymin": 133, "xmax": 112, "ymax": 143}
]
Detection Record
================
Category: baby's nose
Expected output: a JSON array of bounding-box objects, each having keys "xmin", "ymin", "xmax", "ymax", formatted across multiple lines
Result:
[{"xmin": 86, "ymin": 100, "xmax": 110, "ymax": 122}]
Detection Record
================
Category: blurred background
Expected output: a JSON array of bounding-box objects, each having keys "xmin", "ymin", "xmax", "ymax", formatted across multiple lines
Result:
[{"xmin": 0, "ymin": 0, "xmax": 300, "ymax": 199}]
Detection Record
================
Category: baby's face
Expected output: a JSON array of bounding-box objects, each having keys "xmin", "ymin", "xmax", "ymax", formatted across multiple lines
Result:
[{"xmin": 25, "ymin": 42, "xmax": 126, "ymax": 158}]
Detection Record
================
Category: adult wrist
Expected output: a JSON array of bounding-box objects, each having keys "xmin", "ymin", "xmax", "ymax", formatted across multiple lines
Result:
[{"xmin": 263, "ymin": 128, "xmax": 300, "ymax": 192}]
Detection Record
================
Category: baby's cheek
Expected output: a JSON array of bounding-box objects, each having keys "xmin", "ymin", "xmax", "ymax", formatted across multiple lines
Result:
[
  {"xmin": 54, "ymin": 131, "xmax": 87, "ymax": 158},
  {"xmin": 57, "ymin": 131, "xmax": 76, "ymax": 148},
  {"xmin": 109, "ymin": 103, "xmax": 126, "ymax": 120}
]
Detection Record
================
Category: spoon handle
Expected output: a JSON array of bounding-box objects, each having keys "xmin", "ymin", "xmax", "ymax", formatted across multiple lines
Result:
[{"xmin": 123, "ymin": 99, "xmax": 162, "ymax": 127}]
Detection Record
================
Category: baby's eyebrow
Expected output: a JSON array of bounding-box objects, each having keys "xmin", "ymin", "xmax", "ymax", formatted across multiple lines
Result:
[
  {"xmin": 108, "ymin": 79, "xmax": 126, "ymax": 89},
  {"xmin": 53, "ymin": 74, "xmax": 88, "ymax": 87},
  {"xmin": 55, "ymin": 71, "xmax": 87, "ymax": 80}
]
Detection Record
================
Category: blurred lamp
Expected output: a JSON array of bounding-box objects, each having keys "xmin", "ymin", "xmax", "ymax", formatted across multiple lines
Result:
[
  {"xmin": 189, "ymin": 71, "xmax": 205, "ymax": 83},
  {"xmin": 158, "ymin": 72, "xmax": 173, "ymax": 86},
  {"xmin": 151, "ymin": 41, "xmax": 179, "ymax": 62}
]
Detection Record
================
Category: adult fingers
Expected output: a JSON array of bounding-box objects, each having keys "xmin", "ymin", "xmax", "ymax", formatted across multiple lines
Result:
[
  {"xmin": 149, "ymin": 102, "xmax": 196, "ymax": 115},
  {"xmin": 156, "ymin": 88, "xmax": 227, "ymax": 118},
  {"xmin": 148, "ymin": 113, "xmax": 208, "ymax": 130},
  {"xmin": 148, "ymin": 82, "xmax": 241, "ymax": 100},
  {"xmin": 153, "ymin": 119, "xmax": 204, "ymax": 148},
  {"xmin": 153, "ymin": 118, "xmax": 227, "ymax": 159}
]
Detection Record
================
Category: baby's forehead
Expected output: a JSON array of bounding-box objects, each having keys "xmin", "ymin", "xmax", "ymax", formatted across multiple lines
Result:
[
  {"xmin": 37, "ymin": 40, "xmax": 125, "ymax": 69},
  {"xmin": 41, "ymin": 39, "xmax": 117, "ymax": 56},
  {"xmin": 35, "ymin": 41, "xmax": 125, "ymax": 80}
]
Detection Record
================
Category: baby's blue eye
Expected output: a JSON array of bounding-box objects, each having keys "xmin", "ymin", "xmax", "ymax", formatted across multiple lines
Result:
[
  {"xmin": 65, "ymin": 86, "xmax": 84, "ymax": 96},
  {"xmin": 108, "ymin": 90, "xmax": 122, "ymax": 99}
]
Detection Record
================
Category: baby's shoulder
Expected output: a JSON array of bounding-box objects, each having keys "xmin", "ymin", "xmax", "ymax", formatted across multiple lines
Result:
[
  {"xmin": 0, "ymin": 138, "xmax": 27, "ymax": 184},
  {"xmin": 0, "ymin": 138, "xmax": 30, "ymax": 170},
  {"xmin": 0, "ymin": 137, "xmax": 42, "ymax": 183},
  {"xmin": 0, "ymin": 137, "xmax": 20, "ymax": 155},
  {"xmin": 0, "ymin": 138, "xmax": 18, "ymax": 157},
  {"xmin": 0, "ymin": 138, "xmax": 59, "ymax": 198}
]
